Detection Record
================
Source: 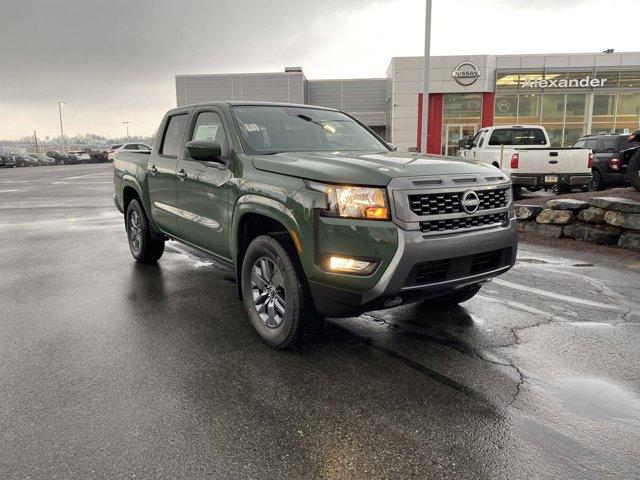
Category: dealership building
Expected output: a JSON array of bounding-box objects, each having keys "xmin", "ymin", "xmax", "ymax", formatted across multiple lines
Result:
[{"xmin": 176, "ymin": 51, "xmax": 640, "ymax": 155}]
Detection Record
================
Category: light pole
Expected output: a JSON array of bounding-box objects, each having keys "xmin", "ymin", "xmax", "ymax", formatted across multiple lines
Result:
[
  {"xmin": 122, "ymin": 121, "xmax": 132, "ymax": 139},
  {"xmin": 420, "ymin": 0, "xmax": 432, "ymax": 154},
  {"xmin": 58, "ymin": 101, "xmax": 66, "ymax": 153}
]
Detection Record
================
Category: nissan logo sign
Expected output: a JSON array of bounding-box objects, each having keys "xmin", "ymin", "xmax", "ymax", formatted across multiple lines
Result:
[
  {"xmin": 461, "ymin": 190, "xmax": 481, "ymax": 214},
  {"xmin": 452, "ymin": 62, "xmax": 481, "ymax": 86}
]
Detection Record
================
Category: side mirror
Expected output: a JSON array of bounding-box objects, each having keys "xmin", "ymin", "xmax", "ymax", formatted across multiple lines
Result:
[
  {"xmin": 186, "ymin": 140, "xmax": 224, "ymax": 163},
  {"xmin": 458, "ymin": 139, "xmax": 473, "ymax": 149}
]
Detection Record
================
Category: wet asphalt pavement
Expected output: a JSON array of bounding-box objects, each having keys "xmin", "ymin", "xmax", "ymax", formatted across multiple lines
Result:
[{"xmin": 1, "ymin": 164, "xmax": 640, "ymax": 479}]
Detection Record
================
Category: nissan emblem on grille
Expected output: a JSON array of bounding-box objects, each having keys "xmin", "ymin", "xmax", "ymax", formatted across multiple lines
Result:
[{"xmin": 461, "ymin": 190, "xmax": 480, "ymax": 214}]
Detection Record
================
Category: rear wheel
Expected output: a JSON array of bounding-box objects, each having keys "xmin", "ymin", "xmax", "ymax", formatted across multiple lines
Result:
[
  {"xmin": 588, "ymin": 170, "xmax": 604, "ymax": 191},
  {"xmin": 629, "ymin": 151, "xmax": 640, "ymax": 192},
  {"xmin": 241, "ymin": 233, "xmax": 318, "ymax": 349},
  {"xmin": 125, "ymin": 199, "xmax": 164, "ymax": 263}
]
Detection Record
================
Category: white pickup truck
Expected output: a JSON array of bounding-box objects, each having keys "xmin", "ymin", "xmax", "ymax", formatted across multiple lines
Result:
[{"xmin": 459, "ymin": 125, "xmax": 593, "ymax": 193}]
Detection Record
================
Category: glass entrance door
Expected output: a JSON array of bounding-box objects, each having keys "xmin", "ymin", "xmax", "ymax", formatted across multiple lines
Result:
[{"xmin": 444, "ymin": 124, "xmax": 477, "ymax": 156}]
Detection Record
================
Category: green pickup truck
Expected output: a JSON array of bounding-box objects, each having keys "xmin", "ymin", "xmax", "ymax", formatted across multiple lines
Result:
[{"xmin": 113, "ymin": 102, "xmax": 517, "ymax": 348}]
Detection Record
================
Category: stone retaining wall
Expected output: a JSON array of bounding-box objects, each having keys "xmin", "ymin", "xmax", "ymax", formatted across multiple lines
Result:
[{"xmin": 515, "ymin": 197, "xmax": 640, "ymax": 252}]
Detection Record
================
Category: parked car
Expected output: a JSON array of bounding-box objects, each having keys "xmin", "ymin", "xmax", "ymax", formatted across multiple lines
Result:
[
  {"xmin": 14, "ymin": 154, "xmax": 39, "ymax": 167},
  {"xmin": 113, "ymin": 102, "xmax": 517, "ymax": 349},
  {"xmin": 459, "ymin": 125, "xmax": 593, "ymax": 195},
  {"xmin": 46, "ymin": 151, "xmax": 79, "ymax": 165},
  {"xmin": 573, "ymin": 133, "xmax": 640, "ymax": 191},
  {"xmin": 28, "ymin": 153, "xmax": 57, "ymax": 167},
  {"xmin": 108, "ymin": 143, "xmax": 151, "ymax": 161},
  {"xmin": 0, "ymin": 155, "xmax": 17, "ymax": 168},
  {"xmin": 67, "ymin": 150, "xmax": 92, "ymax": 163},
  {"xmin": 89, "ymin": 149, "xmax": 109, "ymax": 163}
]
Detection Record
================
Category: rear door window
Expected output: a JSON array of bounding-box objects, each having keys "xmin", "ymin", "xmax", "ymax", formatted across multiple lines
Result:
[
  {"xmin": 160, "ymin": 114, "xmax": 189, "ymax": 158},
  {"xmin": 123, "ymin": 144, "xmax": 138, "ymax": 150},
  {"xmin": 488, "ymin": 128, "xmax": 547, "ymax": 146},
  {"xmin": 601, "ymin": 138, "xmax": 617, "ymax": 153},
  {"xmin": 585, "ymin": 139, "xmax": 599, "ymax": 152}
]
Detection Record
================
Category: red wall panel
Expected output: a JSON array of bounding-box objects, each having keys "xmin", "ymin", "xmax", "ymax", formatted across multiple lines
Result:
[{"xmin": 417, "ymin": 93, "xmax": 443, "ymax": 154}]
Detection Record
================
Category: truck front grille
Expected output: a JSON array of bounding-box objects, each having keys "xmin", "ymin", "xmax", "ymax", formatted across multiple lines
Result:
[
  {"xmin": 408, "ymin": 188, "xmax": 509, "ymax": 216},
  {"xmin": 407, "ymin": 248, "xmax": 512, "ymax": 287},
  {"xmin": 420, "ymin": 212, "xmax": 508, "ymax": 233}
]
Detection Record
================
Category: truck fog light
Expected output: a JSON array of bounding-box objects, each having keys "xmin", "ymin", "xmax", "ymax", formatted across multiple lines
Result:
[{"xmin": 325, "ymin": 256, "xmax": 378, "ymax": 275}]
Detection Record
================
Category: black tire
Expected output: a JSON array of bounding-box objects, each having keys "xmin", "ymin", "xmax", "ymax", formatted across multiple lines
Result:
[
  {"xmin": 629, "ymin": 151, "xmax": 640, "ymax": 192},
  {"xmin": 125, "ymin": 199, "xmax": 164, "ymax": 263},
  {"xmin": 431, "ymin": 284, "xmax": 482, "ymax": 307},
  {"xmin": 588, "ymin": 170, "xmax": 604, "ymax": 191},
  {"xmin": 241, "ymin": 233, "xmax": 317, "ymax": 349}
]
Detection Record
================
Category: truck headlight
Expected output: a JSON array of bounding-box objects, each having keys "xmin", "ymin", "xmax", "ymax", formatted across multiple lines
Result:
[{"xmin": 307, "ymin": 181, "xmax": 390, "ymax": 220}]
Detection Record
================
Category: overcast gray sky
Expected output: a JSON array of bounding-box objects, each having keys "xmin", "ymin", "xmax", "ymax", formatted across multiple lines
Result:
[{"xmin": 0, "ymin": 0, "xmax": 636, "ymax": 139}]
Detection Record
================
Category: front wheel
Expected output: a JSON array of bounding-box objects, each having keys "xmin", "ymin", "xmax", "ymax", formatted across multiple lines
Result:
[
  {"xmin": 125, "ymin": 199, "xmax": 164, "ymax": 263},
  {"xmin": 629, "ymin": 151, "xmax": 640, "ymax": 192},
  {"xmin": 241, "ymin": 233, "xmax": 317, "ymax": 349}
]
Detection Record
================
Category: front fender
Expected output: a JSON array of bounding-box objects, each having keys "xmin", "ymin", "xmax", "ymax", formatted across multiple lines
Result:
[{"xmin": 231, "ymin": 194, "xmax": 302, "ymax": 261}]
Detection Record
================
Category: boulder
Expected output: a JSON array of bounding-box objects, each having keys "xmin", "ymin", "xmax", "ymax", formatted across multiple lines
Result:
[
  {"xmin": 515, "ymin": 204, "xmax": 544, "ymax": 220},
  {"xmin": 536, "ymin": 209, "xmax": 574, "ymax": 225},
  {"xmin": 577, "ymin": 207, "xmax": 605, "ymax": 224},
  {"xmin": 574, "ymin": 222, "xmax": 623, "ymax": 245},
  {"xmin": 589, "ymin": 197, "xmax": 640, "ymax": 214},
  {"xmin": 618, "ymin": 230, "xmax": 640, "ymax": 252},
  {"xmin": 603, "ymin": 211, "xmax": 640, "ymax": 230},
  {"xmin": 546, "ymin": 198, "xmax": 589, "ymax": 211},
  {"xmin": 522, "ymin": 221, "xmax": 563, "ymax": 238},
  {"xmin": 562, "ymin": 223, "xmax": 577, "ymax": 239}
]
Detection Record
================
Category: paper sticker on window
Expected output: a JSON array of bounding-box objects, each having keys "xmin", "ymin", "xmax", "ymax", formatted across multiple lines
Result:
[{"xmin": 244, "ymin": 123, "xmax": 261, "ymax": 132}]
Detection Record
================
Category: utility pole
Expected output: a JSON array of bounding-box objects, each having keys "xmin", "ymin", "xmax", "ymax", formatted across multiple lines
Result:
[
  {"xmin": 33, "ymin": 130, "xmax": 39, "ymax": 153},
  {"xmin": 122, "ymin": 121, "xmax": 132, "ymax": 139},
  {"xmin": 420, "ymin": 0, "xmax": 432, "ymax": 154},
  {"xmin": 58, "ymin": 101, "xmax": 66, "ymax": 153}
]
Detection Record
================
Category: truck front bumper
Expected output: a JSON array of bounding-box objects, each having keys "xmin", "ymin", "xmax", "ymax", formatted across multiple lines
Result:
[
  {"xmin": 511, "ymin": 173, "xmax": 591, "ymax": 187},
  {"xmin": 308, "ymin": 218, "xmax": 518, "ymax": 317}
]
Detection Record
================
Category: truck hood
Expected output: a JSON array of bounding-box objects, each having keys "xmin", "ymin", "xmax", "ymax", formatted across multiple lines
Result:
[{"xmin": 252, "ymin": 151, "xmax": 497, "ymax": 186}]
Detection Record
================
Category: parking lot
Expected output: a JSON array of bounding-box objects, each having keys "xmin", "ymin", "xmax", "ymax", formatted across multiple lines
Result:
[{"xmin": 1, "ymin": 163, "xmax": 639, "ymax": 479}]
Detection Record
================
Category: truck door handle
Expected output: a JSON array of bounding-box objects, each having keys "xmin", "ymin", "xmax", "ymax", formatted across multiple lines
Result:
[
  {"xmin": 148, "ymin": 164, "xmax": 158, "ymax": 175},
  {"xmin": 177, "ymin": 169, "xmax": 187, "ymax": 180}
]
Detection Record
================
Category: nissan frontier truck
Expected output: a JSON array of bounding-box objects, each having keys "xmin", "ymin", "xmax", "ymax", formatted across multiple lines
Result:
[{"xmin": 113, "ymin": 102, "xmax": 518, "ymax": 348}]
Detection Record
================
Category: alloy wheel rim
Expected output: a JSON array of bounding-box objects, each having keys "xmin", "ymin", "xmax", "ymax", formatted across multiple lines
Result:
[
  {"xmin": 250, "ymin": 257, "xmax": 286, "ymax": 329},
  {"xmin": 129, "ymin": 210, "xmax": 141, "ymax": 252}
]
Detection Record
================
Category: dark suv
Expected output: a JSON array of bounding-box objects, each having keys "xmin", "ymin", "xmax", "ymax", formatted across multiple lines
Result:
[{"xmin": 574, "ymin": 134, "xmax": 640, "ymax": 190}]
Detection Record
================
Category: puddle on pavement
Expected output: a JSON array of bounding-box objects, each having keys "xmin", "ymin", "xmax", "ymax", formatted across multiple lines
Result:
[{"xmin": 554, "ymin": 377, "xmax": 640, "ymax": 428}]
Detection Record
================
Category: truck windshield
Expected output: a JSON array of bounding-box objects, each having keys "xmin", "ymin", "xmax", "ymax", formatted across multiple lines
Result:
[
  {"xmin": 231, "ymin": 105, "xmax": 389, "ymax": 155},
  {"xmin": 488, "ymin": 128, "xmax": 547, "ymax": 146}
]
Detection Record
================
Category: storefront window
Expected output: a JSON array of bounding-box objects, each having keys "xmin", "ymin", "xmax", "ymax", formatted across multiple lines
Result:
[
  {"xmin": 563, "ymin": 124, "xmax": 587, "ymax": 147},
  {"xmin": 541, "ymin": 94, "xmax": 565, "ymax": 123},
  {"xmin": 565, "ymin": 94, "xmax": 588, "ymax": 124},
  {"xmin": 441, "ymin": 93, "xmax": 482, "ymax": 155},
  {"xmin": 618, "ymin": 71, "xmax": 640, "ymax": 89},
  {"xmin": 442, "ymin": 93, "xmax": 482, "ymax": 120},
  {"xmin": 496, "ymin": 73, "xmax": 520, "ymax": 90},
  {"xmin": 543, "ymin": 125, "xmax": 564, "ymax": 146},
  {"xmin": 593, "ymin": 71, "xmax": 620, "ymax": 89},
  {"xmin": 518, "ymin": 93, "xmax": 542, "ymax": 124},
  {"xmin": 615, "ymin": 92, "xmax": 640, "ymax": 132},
  {"xmin": 494, "ymin": 94, "xmax": 517, "ymax": 125}
]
